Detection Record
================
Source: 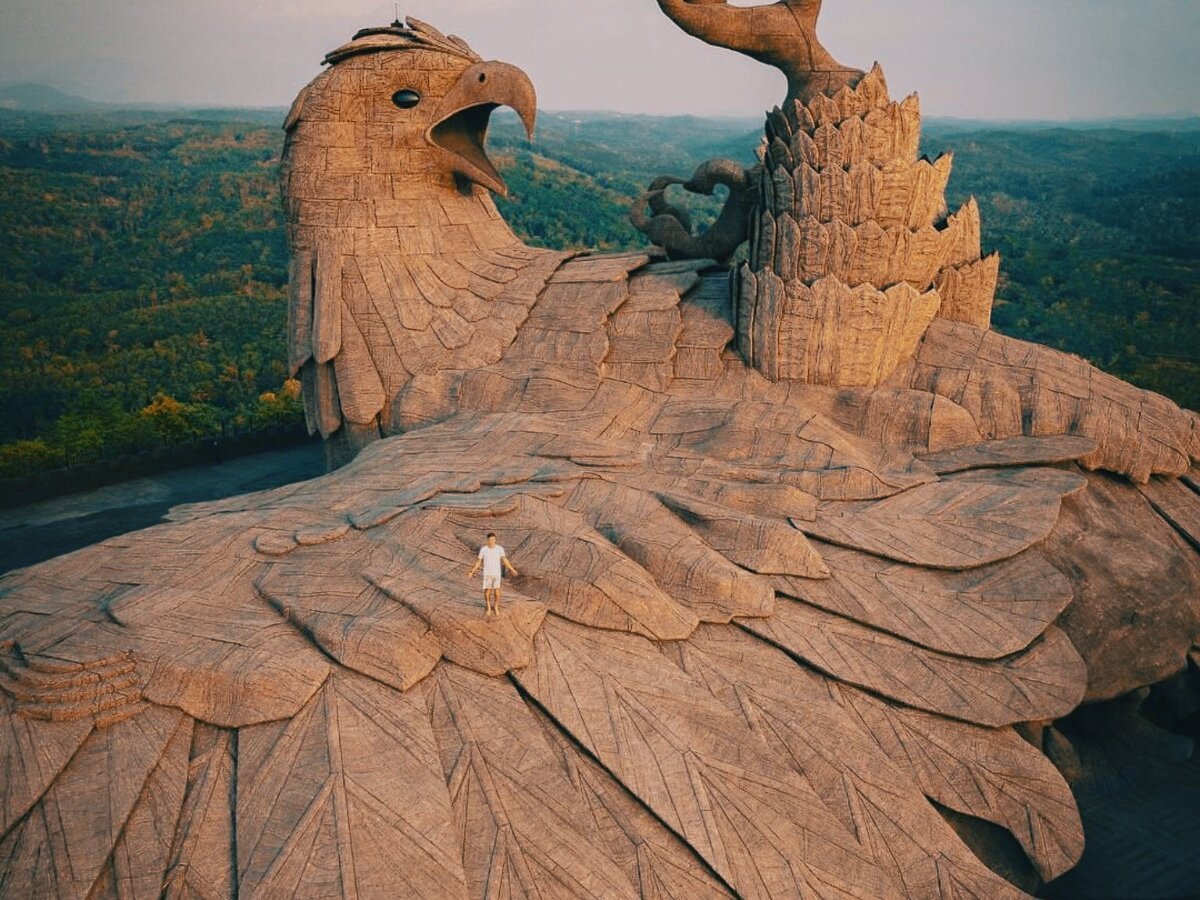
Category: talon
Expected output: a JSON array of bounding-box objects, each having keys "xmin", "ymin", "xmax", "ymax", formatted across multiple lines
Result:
[{"xmin": 630, "ymin": 159, "xmax": 758, "ymax": 262}]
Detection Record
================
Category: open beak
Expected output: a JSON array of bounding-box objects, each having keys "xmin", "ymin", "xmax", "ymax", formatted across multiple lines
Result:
[{"xmin": 426, "ymin": 61, "xmax": 537, "ymax": 197}]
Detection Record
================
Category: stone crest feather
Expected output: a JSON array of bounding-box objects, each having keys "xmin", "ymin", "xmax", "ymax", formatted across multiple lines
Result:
[{"xmin": 324, "ymin": 16, "xmax": 482, "ymax": 66}]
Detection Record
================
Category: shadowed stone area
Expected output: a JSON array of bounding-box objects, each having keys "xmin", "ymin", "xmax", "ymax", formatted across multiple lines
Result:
[{"xmin": 1043, "ymin": 692, "xmax": 1200, "ymax": 899}]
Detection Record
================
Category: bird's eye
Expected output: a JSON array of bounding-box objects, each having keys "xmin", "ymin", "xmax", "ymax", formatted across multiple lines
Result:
[{"xmin": 391, "ymin": 89, "xmax": 421, "ymax": 109}]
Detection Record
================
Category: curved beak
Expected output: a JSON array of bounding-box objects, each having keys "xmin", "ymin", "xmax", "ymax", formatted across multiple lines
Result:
[{"xmin": 426, "ymin": 60, "xmax": 537, "ymax": 197}]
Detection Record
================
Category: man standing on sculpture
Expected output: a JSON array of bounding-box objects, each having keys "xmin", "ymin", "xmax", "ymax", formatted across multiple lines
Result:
[{"xmin": 467, "ymin": 532, "xmax": 518, "ymax": 617}]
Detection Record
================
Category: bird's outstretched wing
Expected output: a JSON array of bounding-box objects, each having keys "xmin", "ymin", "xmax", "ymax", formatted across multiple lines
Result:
[
  {"xmin": 898, "ymin": 316, "xmax": 1200, "ymax": 482},
  {"xmin": 3, "ymin": 413, "xmax": 1097, "ymax": 898},
  {"xmin": 5, "ymin": 250, "xmax": 1200, "ymax": 898}
]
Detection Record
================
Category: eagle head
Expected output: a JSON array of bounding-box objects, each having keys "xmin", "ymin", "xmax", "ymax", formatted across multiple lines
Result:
[
  {"xmin": 276, "ymin": 19, "xmax": 559, "ymax": 455},
  {"xmin": 282, "ymin": 18, "xmax": 536, "ymax": 199}
]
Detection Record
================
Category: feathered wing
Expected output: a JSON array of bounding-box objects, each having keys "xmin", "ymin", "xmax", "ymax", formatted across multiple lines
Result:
[
  {"xmin": 10, "ymin": 257, "xmax": 1174, "ymax": 898},
  {"xmin": 5, "ymin": 8, "xmax": 1198, "ymax": 895},
  {"xmin": 719, "ymin": 60, "xmax": 1198, "ymax": 484},
  {"xmin": 897, "ymin": 317, "xmax": 1199, "ymax": 482}
]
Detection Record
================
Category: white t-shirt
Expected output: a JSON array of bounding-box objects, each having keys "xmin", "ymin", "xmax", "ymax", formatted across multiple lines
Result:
[{"xmin": 478, "ymin": 545, "xmax": 506, "ymax": 579}]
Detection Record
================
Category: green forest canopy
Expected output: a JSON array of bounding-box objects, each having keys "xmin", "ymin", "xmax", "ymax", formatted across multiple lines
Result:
[{"xmin": 0, "ymin": 106, "xmax": 1196, "ymax": 477}]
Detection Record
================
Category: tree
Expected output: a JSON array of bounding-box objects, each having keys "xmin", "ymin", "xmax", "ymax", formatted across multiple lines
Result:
[{"xmin": 140, "ymin": 393, "xmax": 218, "ymax": 444}]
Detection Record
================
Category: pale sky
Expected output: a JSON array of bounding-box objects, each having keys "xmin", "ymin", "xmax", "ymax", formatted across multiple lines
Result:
[{"xmin": 2, "ymin": 0, "xmax": 1198, "ymax": 120}]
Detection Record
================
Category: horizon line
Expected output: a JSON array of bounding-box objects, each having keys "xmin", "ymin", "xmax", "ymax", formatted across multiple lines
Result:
[{"xmin": 2, "ymin": 81, "xmax": 1198, "ymax": 127}]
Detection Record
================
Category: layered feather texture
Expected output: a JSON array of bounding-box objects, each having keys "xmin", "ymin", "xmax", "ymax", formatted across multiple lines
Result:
[{"xmin": 0, "ymin": 258, "xmax": 1125, "ymax": 898}]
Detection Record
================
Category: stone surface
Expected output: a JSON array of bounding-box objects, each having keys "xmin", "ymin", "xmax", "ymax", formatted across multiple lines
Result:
[
  {"xmin": 1043, "ymin": 471, "xmax": 1200, "ymax": 702},
  {"xmin": 1136, "ymin": 474, "xmax": 1200, "ymax": 551},
  {"xmin": 775, "ymin": 542, "xmax": 1074, "ymax": 657},
  {"xmin": 916, "ymin": 434, "xmax": 1099, "ymax": 474},
  {"xmin": 743, "ymin": 600, "xmax": 1086, "ymax": 726},
  {"xmin": 726, "ymin": 62, "xmax": 976, "ymax": 391},
  {"xmin": 899, "ymin": 318, "xmax": 1196, "ymax": 483},
  {"xmin": 0, "ymin": 9, "xmax": 1197, "ymax": 900},
  {"xmin": 798, "ymin": 477, "xmax": 1073, "ymax": 569},
  {"xmin": 634, "ymin": 14, "xmax": 1196, "ymax": 484}
]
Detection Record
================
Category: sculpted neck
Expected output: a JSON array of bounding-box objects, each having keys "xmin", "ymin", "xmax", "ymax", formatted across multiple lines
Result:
[
  {"xmin": 281, "ymin": 125, "xmax": 526, "ymax": 260},
  {"xmin": 382, "ymin": 173, "xmax": 522, "ymax": 258}
]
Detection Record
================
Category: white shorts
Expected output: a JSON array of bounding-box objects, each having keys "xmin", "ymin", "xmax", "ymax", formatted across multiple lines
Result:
[{"xmin": 482, "ymin": 575, "xmax": 501, "ymax": 590}]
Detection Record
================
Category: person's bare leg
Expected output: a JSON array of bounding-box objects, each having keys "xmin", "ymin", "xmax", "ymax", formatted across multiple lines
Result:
[
  {"xmin": 483, "ymin": 589, "xmax": 491, "ymax": 616},
  {"xmin": 494, "ymin": 588, "xmax": 502, "ymax": 615}
]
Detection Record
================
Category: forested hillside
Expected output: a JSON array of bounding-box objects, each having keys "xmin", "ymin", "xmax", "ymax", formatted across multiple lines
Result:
[
  {"xmin": 929, "ymin": 123, "xmax": 1200, "ymax": 410},
  {"xmin": 1, "ymin": 105, "xmax": 1196, "ymax": 478},
  {"xmin": 0, "ymin": 116, "xmax": 298, "ymax": 476}
]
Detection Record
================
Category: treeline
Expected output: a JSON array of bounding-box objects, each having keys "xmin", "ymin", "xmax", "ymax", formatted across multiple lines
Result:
[
  {"xmin": 0, "ymin": 118, "xmax": 297, "ymax": 476},
  {"xmin": 0, "ymin": 109, "xmax": 1196, "ymax": 478},
  {"xmin": 932, "ymin": 125, "xmax": 1200, "ymax": 411}
]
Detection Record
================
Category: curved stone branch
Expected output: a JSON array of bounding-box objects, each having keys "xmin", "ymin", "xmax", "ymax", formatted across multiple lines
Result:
[
  {"xmin": 644, "ymin": 175, "xmax": 695, "ymax": 235},
  {"xmin": 630, "ymin": 159, "xmax": 759, "ymax": 263},
  {"xmin": 655, "ymin": 0, "xmax": 864, "ymax": 102}
]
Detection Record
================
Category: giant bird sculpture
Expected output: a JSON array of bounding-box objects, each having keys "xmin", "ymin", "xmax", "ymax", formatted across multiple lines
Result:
[{"xmin": 2, "ymin": 5, "xmax": 1199, "ymax": 898}]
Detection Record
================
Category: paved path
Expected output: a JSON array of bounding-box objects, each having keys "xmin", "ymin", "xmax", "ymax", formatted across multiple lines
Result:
[{"xmin": 0, "ymin": 441, "xmax": 325, "ymax": 575}]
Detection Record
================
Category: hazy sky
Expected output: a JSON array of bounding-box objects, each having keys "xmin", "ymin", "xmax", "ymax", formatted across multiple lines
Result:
[{"xmin": 3, "ymin": 0, "xmax": 1198, "ymax": 120}]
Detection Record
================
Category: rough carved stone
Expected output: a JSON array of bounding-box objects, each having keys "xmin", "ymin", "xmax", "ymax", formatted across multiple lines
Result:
[
  {"xmin": 1042, "ymin": 471, "xmax": 1200, "ymax": 702},
  {"xmin": 655, "ymin": 0, "xmax": 866, "ymax": 105},
  {"xmin": 632, "ymin": 16, "xmax": 1196, "ymax": 485},
  {"xmin": 0, "ymin": 9, "xmax": 1197, "ymax": 900},
  {"xmin": 898, "ymin": 318, "xmax": 1195, "ymax": 481}
]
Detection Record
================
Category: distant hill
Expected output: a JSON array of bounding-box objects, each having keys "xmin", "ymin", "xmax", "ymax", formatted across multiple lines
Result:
[
  {"xmin": 1, "ymin": 86, "xmax": 1195, "ymax": 140},
  {"xmin": 0, "ymin": 85, "xmax": 287, "ymax": 137},
  {"xmin": 925, "ymin": 115, "xmax": 1200, "ymax": 136},
  {"xmin": 0, "ymin": 83, "xmax": 102, "ymax": 112}
]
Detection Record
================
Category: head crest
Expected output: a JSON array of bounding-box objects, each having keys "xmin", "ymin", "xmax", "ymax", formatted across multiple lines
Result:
[{"xmin": 323, "ymin": 17, "xmax": 482, "ymax": 66}]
